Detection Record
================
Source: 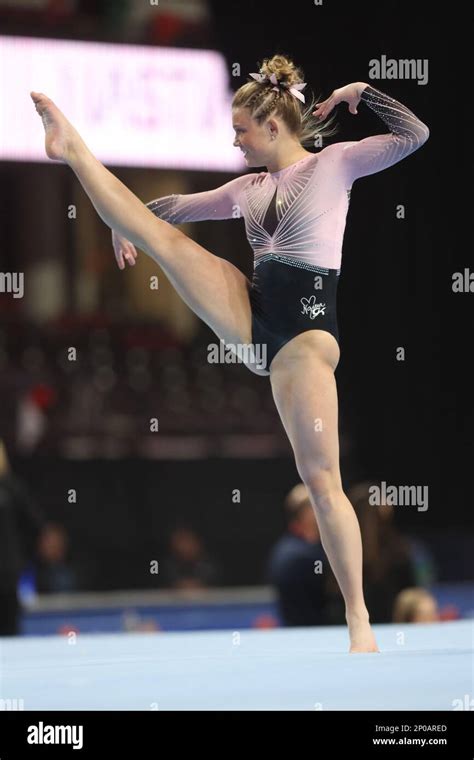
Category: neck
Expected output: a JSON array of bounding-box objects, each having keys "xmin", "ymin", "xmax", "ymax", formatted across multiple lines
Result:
[{"xmin": 266, "ymin": 146, "xmax": 312, "ymax": 174}]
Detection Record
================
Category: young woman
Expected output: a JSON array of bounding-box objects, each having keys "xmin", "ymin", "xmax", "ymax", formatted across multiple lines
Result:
[{"xmin": 31, "ymin": 54, "xmax": 429, "ymax": 652}]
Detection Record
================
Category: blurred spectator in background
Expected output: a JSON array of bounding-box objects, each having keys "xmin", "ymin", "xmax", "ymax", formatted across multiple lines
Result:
[
  {"xmin": 35, "ymin": 522, "xmax": 78, "ymax": 594},
  {"xmin": 0, "ymin": 440, "xmax": 45, "ymax": 635},
  {"xmin": 160, "ymin": 525, "xmax": 220, "ymax": 590},
  {"xmin": 16, "ymin": 382, "xmax": 57, "ymax": 455},
  {"xmin": 266, "ymin": 483, "xmax": 330, "ymax": 626},
  {"xmin": 392, "ymin": 588, "xmax": 440, "ymax": 623},
  {"xmin": 348, "ymin": 481, "xmax": 436, "ymax": 624}
]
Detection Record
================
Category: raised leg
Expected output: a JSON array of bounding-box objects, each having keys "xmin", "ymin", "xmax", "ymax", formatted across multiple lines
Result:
[{"xmin": 30, "ymin": 92, "xmax": 265, "ymax": 374}]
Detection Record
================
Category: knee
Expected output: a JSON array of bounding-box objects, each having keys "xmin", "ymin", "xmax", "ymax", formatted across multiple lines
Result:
[{"xmin": 299, "ymin": 466, "xmax": 343, "ymax": 513}]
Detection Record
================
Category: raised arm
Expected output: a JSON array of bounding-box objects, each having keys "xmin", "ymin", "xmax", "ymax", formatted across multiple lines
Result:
[
  {"xmin": 112, "ymin": 172, "xmax": 256, "ymax": 267},
  {"xmin": 334, "ymin": 83, "xmax": 430, "ymax": 185}
]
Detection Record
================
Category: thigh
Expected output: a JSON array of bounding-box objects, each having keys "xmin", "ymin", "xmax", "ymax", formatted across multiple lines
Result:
[
  {"xmin": 269, "ymin": 330, "xmax": 342, "ymax": 481},
  {"xmin": 148, "ymin": 229, "xmax": 267, "ymax": 376}
]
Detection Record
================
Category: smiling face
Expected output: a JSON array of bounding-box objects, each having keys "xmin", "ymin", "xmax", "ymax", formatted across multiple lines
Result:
[{"xmin": 232, "ymin": 107, "xmax": 277, "ymax": 167}]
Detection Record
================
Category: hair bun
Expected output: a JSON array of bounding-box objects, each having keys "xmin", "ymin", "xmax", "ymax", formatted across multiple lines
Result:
[{"xmin": 259, "ymin": 54, "xmax": 301, "ymax": 88}]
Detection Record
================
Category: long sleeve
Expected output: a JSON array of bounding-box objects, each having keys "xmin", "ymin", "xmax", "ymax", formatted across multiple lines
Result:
[
  {"xmin": 336, "ymin": 84, "xmax": 430, "ymax": 185},
  {"xmin": 145, "ymin": 173, "xmax": 256, "ymax": 224}
]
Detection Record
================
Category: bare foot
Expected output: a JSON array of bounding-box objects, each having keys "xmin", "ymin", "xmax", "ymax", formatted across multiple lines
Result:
[
  {"xmin": 347, "ymin": 613, "xmax": 380, "ymax": 653},
  {"xmin": 30, "ymin": 91, "xmax": 82, "ymax": 163}
]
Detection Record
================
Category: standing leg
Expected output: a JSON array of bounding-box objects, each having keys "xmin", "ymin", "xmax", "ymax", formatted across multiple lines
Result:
[
  {"xmin": 269, "ymin": 329, "xmax": 379, "ymax": 653},
  {"xmin": 30, "ymin": 92, "xmax": 265, "ymax": 374}
]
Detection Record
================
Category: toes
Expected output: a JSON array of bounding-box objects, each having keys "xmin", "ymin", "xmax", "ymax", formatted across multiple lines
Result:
[{"xmin": 30, "ymin": 91, "xmax": 49, "ymax": 108}]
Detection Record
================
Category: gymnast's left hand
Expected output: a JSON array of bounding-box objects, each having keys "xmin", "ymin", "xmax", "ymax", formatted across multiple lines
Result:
[
  {"xmin": 112, "ymin": 229, "xmax": 137, "ymax": 269},
  {"xmin": 312, "ymin": 82, "xmax": 367, "ymax": 120}
]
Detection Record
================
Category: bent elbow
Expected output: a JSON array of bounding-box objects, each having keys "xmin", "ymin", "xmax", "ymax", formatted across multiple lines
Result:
[{"xmin": 418, "ymin": 122, "xmax": 430, "ymax": 145}]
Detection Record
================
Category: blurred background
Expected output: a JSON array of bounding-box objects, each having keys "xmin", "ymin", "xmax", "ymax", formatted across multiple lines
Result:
[{"xmin": 0, "ymin": 0, "xmax": 471, "ymax": 636}]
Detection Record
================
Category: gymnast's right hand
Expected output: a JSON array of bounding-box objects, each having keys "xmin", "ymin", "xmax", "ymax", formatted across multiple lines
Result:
[{"xmin": 112, "ymin": 229, "xmax": 137, "ymax": 269}]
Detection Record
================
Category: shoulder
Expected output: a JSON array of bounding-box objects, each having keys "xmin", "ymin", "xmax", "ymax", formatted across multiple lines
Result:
[
  {"xmin": 238, "ymin": 171, "xmax": 266, "ymax": 184},
  {"xmin": 223, "ymin": 171, "xmax": 266, "ymax": 196},
  {"xmin": 245, "ymin": 171, "xmax": 268, "ymax": 188},
  {"xmin": 317, "ymin": 141, "xmax": 358, "ymax": 161}
]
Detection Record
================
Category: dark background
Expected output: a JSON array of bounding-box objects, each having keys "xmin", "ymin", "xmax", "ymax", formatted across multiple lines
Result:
[{"xmin": 0, "ymin": 0, "xmax": 470, "ymax": 589}]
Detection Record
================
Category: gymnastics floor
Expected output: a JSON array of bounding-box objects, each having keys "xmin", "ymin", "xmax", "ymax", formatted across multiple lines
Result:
[{"xmin": 1, "ymin": 620, "xmax": 471, "ymax": 710}]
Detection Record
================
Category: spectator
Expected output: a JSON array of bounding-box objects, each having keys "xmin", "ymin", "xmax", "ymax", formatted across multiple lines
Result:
[
  {"xmin": 266, "ymin": 483, "xmax": 329, "ymax": 626},
  {"xmin": 35, "ymin": 522, "xmax": 78, "ymax": 594},
  {"xmin": 0, "ymin": 440, "xmax": 45, "ymax": 635},
  {"xmin": 160, "ymin": 526, "xmax": 220, "ymax": 590},
  {"xmin": 392, "ymin": 588, "xmax": 440, "ymax": 623}
]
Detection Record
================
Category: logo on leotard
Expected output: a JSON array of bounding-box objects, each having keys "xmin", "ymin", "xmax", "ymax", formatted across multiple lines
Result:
[{"xmin": 300, "ymin": 296, "xmax": 326, "ymax": 319}]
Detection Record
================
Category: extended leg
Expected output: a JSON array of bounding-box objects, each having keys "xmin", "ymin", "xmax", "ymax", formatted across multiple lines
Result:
[{"xmin": 31, "ymin": 92, "xmax": 264, "ymax": 372}]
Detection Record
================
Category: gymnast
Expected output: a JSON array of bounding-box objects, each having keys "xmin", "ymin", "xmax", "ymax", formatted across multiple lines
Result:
[{"xmin": 31, "ymin": 53, "xmax": 429, "ymax": 652}]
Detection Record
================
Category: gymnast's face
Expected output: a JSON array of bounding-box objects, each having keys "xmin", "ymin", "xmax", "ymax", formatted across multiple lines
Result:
[{"xmin": 232, "ymin": 107, "xmax": 280, "ymax": 168}]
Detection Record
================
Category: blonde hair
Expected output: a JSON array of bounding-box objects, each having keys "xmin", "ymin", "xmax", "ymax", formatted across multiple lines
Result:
[
  {"xmin": 284, "ymin": 483, "xmax": 311, "ymax": 515},
  {"xmin": 392, "ymin": 588, "xmax": 436, "ymax": 623},
  {"xmin": 232, "ymin": 54, "xmax": 339, "ymax": 147}
]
